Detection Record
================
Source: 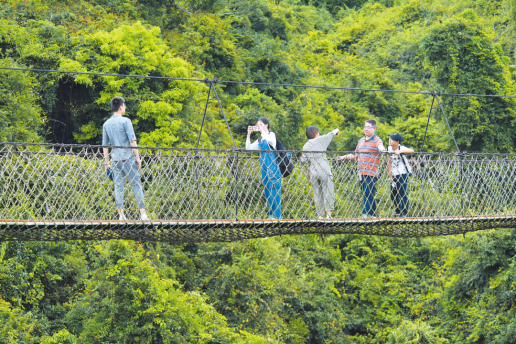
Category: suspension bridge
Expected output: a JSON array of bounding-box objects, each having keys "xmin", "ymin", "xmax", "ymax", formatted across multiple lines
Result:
[
  {"xmin": 1, "ymin": 67, "xmax": 516, "ymax": 242},
  {"xmin": 1, "ymin": 142, "xmax": 515, "ymax": 242}
]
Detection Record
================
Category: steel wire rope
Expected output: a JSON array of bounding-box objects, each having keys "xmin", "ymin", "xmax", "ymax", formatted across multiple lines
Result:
[{"xmin": 1, "ymin": 66, "xmax": 516, "ymax": 98}]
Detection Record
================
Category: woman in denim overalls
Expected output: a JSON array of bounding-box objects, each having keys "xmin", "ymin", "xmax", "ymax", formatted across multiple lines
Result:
[{"xmin": 245, "ymin": 117, "xmax": 282, "ymax": 219}]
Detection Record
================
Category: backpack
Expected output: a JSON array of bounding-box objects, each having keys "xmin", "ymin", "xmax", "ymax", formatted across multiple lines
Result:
[{"xmin": 274, "ymin": 137, "xmax": 293, "ymax": 178}]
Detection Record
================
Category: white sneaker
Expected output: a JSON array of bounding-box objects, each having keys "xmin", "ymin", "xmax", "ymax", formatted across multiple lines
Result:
[
  {"xmin": 362, "ymin": 214, "xmax": 368, "ymax": 219},
  {"xmin": 326, "ymin": 214, "xmax": 332, "ymax": 219},
  {"xmin": 141, "ymin": 213, "xmax": 150, "ymax": 222},
  {"xmin": 119, "ymin": 214, "xmax": 128, "ymax": 221},
  {"xmin": 318, "ymin": 216, "xmax": 324, "ymax": 220}
]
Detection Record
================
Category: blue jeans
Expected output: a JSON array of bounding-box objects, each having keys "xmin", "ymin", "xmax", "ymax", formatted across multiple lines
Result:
[
  {"xmin": 360, "ymin": 176, "xmax": 377, "ymax": 217},
  {"xmin": 258, "ymin": 139, "xmax": 282, "ymax": 219},
  {"xmin": 112, "ymin": 158, "xmax": 145, "ymax": 209},
  {"xmin": 263, "ymin": 175, "xmax": 281, "ymax": 219},
  {"xmin": 391, "ymin": 174, "xmax": 409, "ymax": 216}
]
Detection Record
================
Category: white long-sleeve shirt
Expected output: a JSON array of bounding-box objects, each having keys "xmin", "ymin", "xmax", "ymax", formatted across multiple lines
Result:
[{"xmin": 246, "ymin": 131, "xmax": 277, "ymax": 150}]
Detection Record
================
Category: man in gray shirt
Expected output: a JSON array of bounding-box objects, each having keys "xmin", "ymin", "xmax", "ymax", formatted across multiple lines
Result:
[
  {"xmin": 301, "ymin": 126, "xmax": 340, "ymax": 219},
  {"xmin": 102, "ymin": 96, "xmax": 149, "ymax": 221}
]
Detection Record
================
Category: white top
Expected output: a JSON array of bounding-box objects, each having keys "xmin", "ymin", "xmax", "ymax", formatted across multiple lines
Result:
[
  {"xmin": 246, "ymin": 131, "xmax": 277, "ymax": 150},
  {"xmin": 388, "ymin": 145, "xmax": 410, "ymax": 176}
]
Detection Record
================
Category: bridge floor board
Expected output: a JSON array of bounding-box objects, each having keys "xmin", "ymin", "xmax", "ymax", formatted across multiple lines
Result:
[{"xmin": 0, "ymin": 214, "xmax": 515, "ymax": 242}]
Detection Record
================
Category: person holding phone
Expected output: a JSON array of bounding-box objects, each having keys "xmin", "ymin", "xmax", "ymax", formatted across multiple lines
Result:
[
  {"xmin": 386, "ymin": 133, "xmax": 414, "ymax": 217},
  {"xmin": 301, "ymin": 126, "xmax": 340, "ymax": 219},
  {"xmin": 246, "ymin": 117, "xmax": 282, "ymax": 219}
]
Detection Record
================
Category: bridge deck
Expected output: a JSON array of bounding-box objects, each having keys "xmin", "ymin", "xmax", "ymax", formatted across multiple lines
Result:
[{"xmin": 2, "ymin": 215, "xmax": 515, "ymax": 242}]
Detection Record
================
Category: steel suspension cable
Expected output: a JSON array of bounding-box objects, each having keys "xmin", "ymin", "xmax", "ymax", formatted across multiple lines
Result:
[{"xmin": 1, "ymin": 66, "xmax": 515, "ymax": 98}]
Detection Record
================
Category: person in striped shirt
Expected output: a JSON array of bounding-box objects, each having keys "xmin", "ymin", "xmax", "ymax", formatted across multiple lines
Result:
[{"xmin": 338, "ymin": 120, "xmax": 386, "ymax": 218}]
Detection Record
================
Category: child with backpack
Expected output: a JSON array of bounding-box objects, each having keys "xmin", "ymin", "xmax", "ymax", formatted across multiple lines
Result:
[
  {"xmin": 246, "ymin": 117, "xmax": 282, "ymax": 219},
  {"xmin": 301, "ymin": 126, "xmax": 340, "ymax": 219},
  {"xmin": 387, "ymin": 133, "xmax": 414, "ymax": 217}
]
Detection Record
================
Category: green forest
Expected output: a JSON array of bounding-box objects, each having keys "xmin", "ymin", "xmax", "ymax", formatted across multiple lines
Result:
[{"xmin": 2, "ymin": 0, "xmax": 516, "ymax": 342}]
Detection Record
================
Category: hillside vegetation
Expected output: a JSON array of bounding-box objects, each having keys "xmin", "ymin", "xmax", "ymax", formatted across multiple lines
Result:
[{"xmin": 2, "ymin": 0, "xmax": 516, "ymax": 343}]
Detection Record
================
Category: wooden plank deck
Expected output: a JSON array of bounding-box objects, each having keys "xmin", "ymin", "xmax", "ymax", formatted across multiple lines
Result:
[
  {"xmin": 0, "ymin": 214, "xmax": 514, "ymax": 242},
  {"xmin": 1, "ymin": 214, "xmax": 515, "ymax": 227}
]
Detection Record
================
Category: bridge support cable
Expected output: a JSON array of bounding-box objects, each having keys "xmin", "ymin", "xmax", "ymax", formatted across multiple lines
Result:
[
  {"xmin": 434, "ymin": 93, "xmax": 460, "ymax": 153},
  {"xmin": 419, "ymin": 94, "xmax": 436, "ymax": 218},
  {"xmin": 433, "ymin": 93, "xmax": 464, "ymax": 214},
  {"xmin": 420, "ymin": 95, "xmax": 436, "ymax": 153},
  {"xmin": 195, "ymin": 80, "xmax": 239, "ymax": 220},
  {"xmin": 1, "ymin": 66, "xmax": 516, "ymax": 98},
  {"xmin": 419, "ymin": 92, "xmax": 463, "ymax": 219},
  {"xmin": 193, "ymin": 82, "xmax": 213, "ymax": 220},
  {"xmin": 209, "ymin": 79, "xmax": 237, "ymax": 149},
  {"xmin": 209, "ymin": 80, "xmax": 240, "ymax": 219}
]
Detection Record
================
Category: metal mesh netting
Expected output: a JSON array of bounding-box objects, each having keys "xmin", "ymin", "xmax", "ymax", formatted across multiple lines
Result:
[{"xmin": 1, "ymin": 143, "xmax": 515, "ymax": 242}]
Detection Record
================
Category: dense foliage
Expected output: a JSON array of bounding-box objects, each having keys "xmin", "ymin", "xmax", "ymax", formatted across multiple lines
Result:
[{"xmin": 2, "ymin": 0, "xmax": 516, "ymax": 342}]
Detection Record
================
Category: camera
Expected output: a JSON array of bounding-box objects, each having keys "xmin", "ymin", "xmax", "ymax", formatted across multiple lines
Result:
[
  {"xmin": 391, "ymin": 182, "xmax": 397, "ymax": 189},
  {"xmin": 253, "ymin": 126, "xmax": 260, "ymax": 131}
]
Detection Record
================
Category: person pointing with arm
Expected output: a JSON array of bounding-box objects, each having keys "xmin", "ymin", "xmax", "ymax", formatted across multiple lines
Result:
[{"xmin": 301, "ymin": 126, "xmax": 340, "ymax": 219}]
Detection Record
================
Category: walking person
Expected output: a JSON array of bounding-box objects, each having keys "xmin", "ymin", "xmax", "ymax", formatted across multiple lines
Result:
[
  {"xmin": 338, "ymin": 120, "xmax": 386, "ymax": 218},
  {"xmin": 246, "ymin": 117, "xmax": 282, "ymax": 219},
  {"xmin": 387, "ymin": 133, "xmax": 414, "ymax": 217},
  {"xmin": 301, "ymin": 126, "xmax": 340, "ymax": 219},
  {"xmin": 102, "ymin": 96, "xmax": 149, "ymax": 221}
]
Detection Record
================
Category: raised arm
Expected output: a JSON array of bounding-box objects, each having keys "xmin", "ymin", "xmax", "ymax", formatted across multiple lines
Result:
[
  {"xmin": 246, "ymin": 126, "xmax": 260, "ymax": 150},
  {"xmin": 318, "ymin": 129, "xmax": 337, "ymax": 147}
]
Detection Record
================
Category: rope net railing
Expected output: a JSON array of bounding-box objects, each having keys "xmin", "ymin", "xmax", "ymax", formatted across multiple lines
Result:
[{"xmin": 1, "ymin": 143, "xmax": 515, "ymax": 242}]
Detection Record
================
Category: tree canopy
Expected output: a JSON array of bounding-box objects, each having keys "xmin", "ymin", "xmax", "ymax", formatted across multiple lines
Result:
[{"xmin": 2, "ymin": 0, "xmax": 516, "ymax": 343}]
